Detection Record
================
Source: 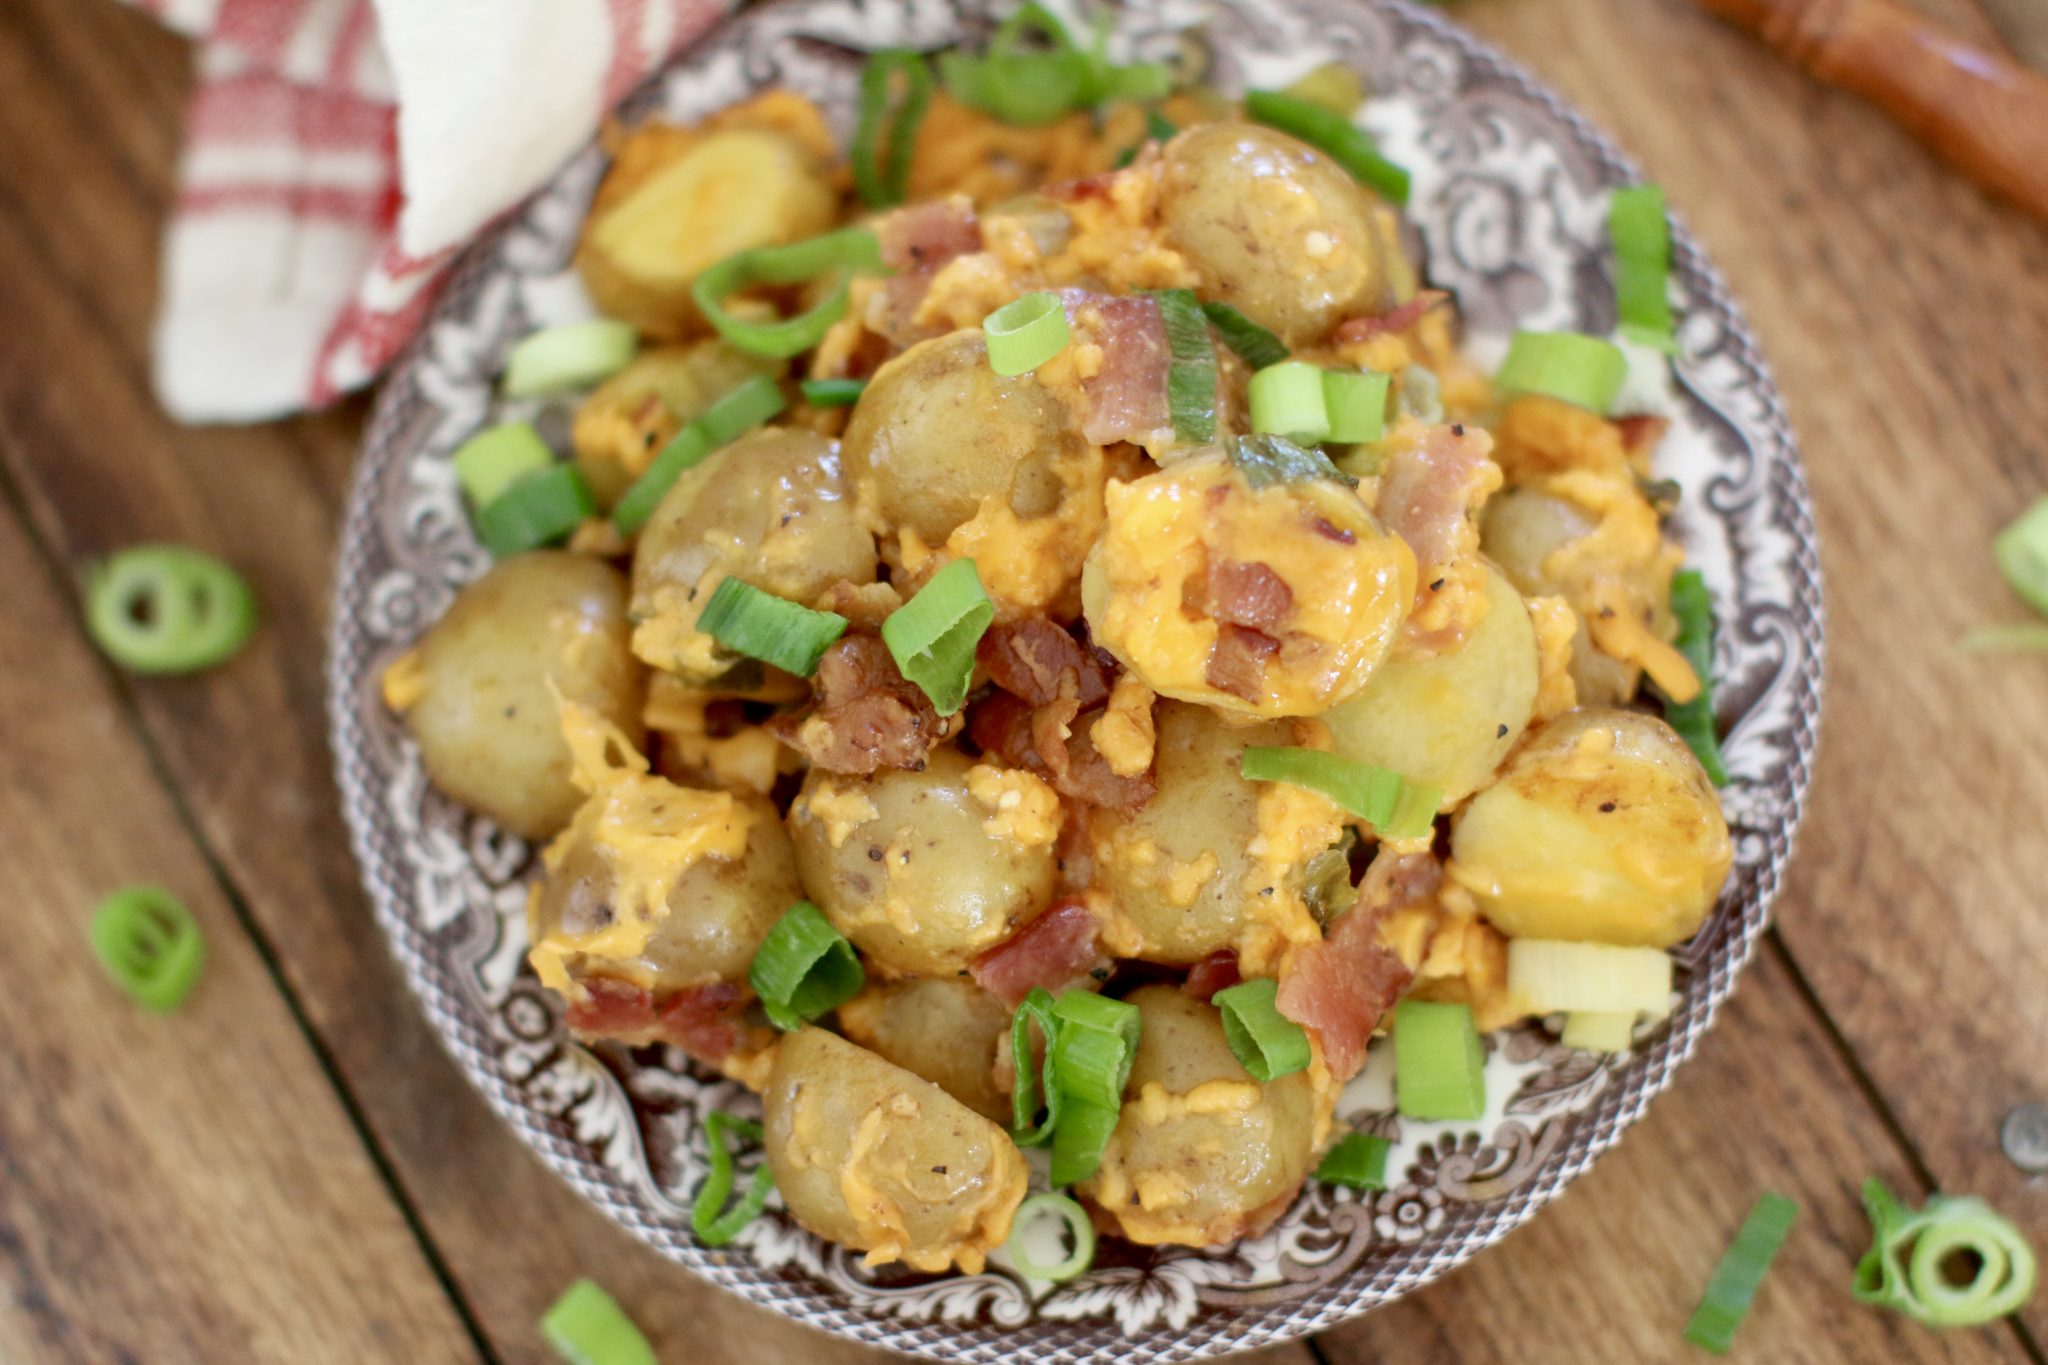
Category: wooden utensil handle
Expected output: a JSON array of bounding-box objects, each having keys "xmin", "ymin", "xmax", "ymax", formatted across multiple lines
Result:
[{"xmin": 1697, "ymin": 0, "xmax": 2048, "ymax": 222}]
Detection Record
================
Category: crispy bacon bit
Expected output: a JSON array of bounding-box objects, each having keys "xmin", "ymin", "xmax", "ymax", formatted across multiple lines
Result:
[
  {"xmin": 1616, "ymin": 414, "xmax": 1671, "ymax": 463},
  {"xmin": 1276, "ymin": 852, "xmax": 1437, "ymax": 1079},
  {"xmin": 1377, "ymin": 422, "xmax": 1496, "ymax": 575},
  {"xmin": 563, "ymin": 976, "xmax": 658, "ymax": 1038},
  {"xmin": 877, "ymin": 197, "xmax": 982, "ymax": 272},
  {"xmin": 969, "ymin": 691, "xmax": 1155, "ymax": 809},
  {"xmin": 770, "ymin": 634, "xmax": 939, "ymax": 775},
  {"xmin": 656, "ymin": 980, "xmax": 747, "ymax": 1063},
  {"xmin": 1205, "ymin": 624, "xmax": 1279, "ymax": 701},
  {"xmin": 1202, "ymin": 560, "xmax": 1294, "ymax": 631},
  {"xmin": 1066, "ymin": 292, "xmax": 1172, "ymax": 447},
  {"xmin": 1334, "ymin": 289, "xmax": 1450, "ymax": 345},
  {"xmin": 1182, "ymin": 951, "xmax": 1242, "ymax": 1003},
  {"xmin": 1046, "ymin": 171, "xmax": 1116, "ymax": 203},
  {"xmin": 972, "ymin": 899, "xmax": 1108, "ymax": 1007},
  {"xmin": 979, "ymin": 618, "xmax": 1113, "ymax": 708}
]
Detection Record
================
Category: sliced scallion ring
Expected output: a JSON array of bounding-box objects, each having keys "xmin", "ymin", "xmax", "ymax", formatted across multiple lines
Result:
[
  {"xmin": 611, "ymin": 373, "xmax": 786, "ymax": 536},
  {"xmin": 691, "ymin": 1111, "xmax": 776, "ymax": 1247},
  {"xmin": 1505, "ymin": 938, "xmax": 1673, "ymax": 1017},
  {"xmin": 475, "ymin": 464, "xmax": 597, "ymax": 557},
  {"xmin": 1239, "ymin": 746, "xmax": 1440, "ymax": 839},
  {"xmin": 1494, "ymin": 330, "xmax": 1627, "ymax": 415},
  {"xmin": 1226, "ymin": 434, "xmax": 1354, "ymax": 491},
  {"xmin": 1994, "ymin": 496, "xmax": 2048, "ymax": 615},
  {"xmin": 691, "ymin": 227, "xmax": 885, "ymax": 359},
  {"xmin": 1049, "ymin": 990, "xmax": 1141, "ymax": 1110},
  {"xmin": 1148, "ymin": 288, "xmax": 1218, "ymax": 443},
  {"xmin": 1281, "ymin": 62, "xmax": 1366, "ymax": 117},
  {"xmin": 1658, "ymin": 569, "xmax": 1729, "ymax": 785},
  {"xmin": 453, "ymin": 421, "xmax": 554, "ymax": 507},
  {"xmin": 1008, "ymin": 987, "xmax": 1064, "ymax": 1147},
  {"xmin": 880, "ymin": 557, "xmax": 994, "ymax": 715},
  {"xmin": 1959, "ymin": 623, "xmax": 2048, "ymax": 654},
  {"xmin": 1200, "ymin": 301, "xmax": 1289, "ymax": 370},
  {"xmin": 85, "ymin": 545, "xmax": 257, "ymax": 675},
  {"xmin": 502, "ymin": 319, "xmax": 638, "ymax": 398},
  {"xmin": 1322, "ymin": 368, "xmax": 1390, "ymax": 444},
  {"xmin": 1315, "ymin": 1132, "xmax": 1392, "ymax": 1189},
  {"xmin": 1049, "ymin": 1096, "xmax": 1120, "ymax": 1187},
  {"xmin": 1610, "ymin": 184, "xmax": 1678, "ymax": 354},
  {"xmin": 1683, "ymin": 1192, "xmax": 1798, "ymax": 1353},
  {"xmin": 1854, "ymin": 1179, "xmax": 2037, "ymax": 1328},
  {"xmin": 1393, "ymin": 999, "xmax": 1485, "ymax": 1121},
  {"xmin": 1559, "ymin": 1009, "xmax": 1639, "ymax": 1053},
  {"xmin": 1007, "ymin": 1193, "xmax": 1097, "ymax": 1282},
  {"xmin": 984, "ymin": 292, "xmax": 1070, "ymax": 376},
  {"xmin": 90, "ymin": 884, "xmax": 205, "ymax": 1012},
  {"xmin": 1249, "ymin": 360, "xmax": 1330, "ymax": 441},
  {"xmin": 799, "ymin": 377, "xmax": 867, "ymax": 408},
  {"xmin": 747, "ymin": 900, "xmax": 864, "ymax": 1031},
  {"xmin": 852, "ymin": 50, "xmax": 934, "ymax": 209},
  {"xmin": 540, "ymin": 1279, "xmax": 656, "ymax": 1365},
  {"xmin": 1214, "ymin": 977, "xmax": 1311, "ymax": 1082},
  {"xmin": 1243, "ymin": 88, "xmax": 1410, "ymax": 206}
]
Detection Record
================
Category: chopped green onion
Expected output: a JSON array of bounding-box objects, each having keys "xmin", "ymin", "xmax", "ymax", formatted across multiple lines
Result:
[
  {"xmin": 1559, "ymin": 1009, "xmax": 1638, "ymax": 1053},
  {"xmin": 799, "ymin": 377, "xmax": 866, "ymax": 407},
  {"xmin": 1659, "ymin": 568, "xmax": 1729, "ymax": 785},
  {"xmin": 541, "ymin": 1279, "xmax": 656, "ymax": 1365},
  {"xmin": 1495, "ymin": 330, "xmax": 1627, "ymax": 415},
  {"xmin": 984, "ymin": 291, "xmax": 1070, "ymax": 376},
  {"xmin": 1240, "ymin": 746, "xmax": 1441, "ymax": 840},
  {"xmin": 1609, "ymin": 184, "xmax": 1677, "ymax": 353},
  {"xmin": 691, "ymin": 227, "xmax": 885, "ymax": 359},
  {"xmin": 1143, "ymin": 107, "xmax": 1177, "ymax": 142},
  {"xmin": 882, "ymin": 557, "xmax": 995, "ymax": 714},
  {"xmin": 1960, "ymin": 623, "xmax": 2048, "ymax": 654},
  {"xmin": 1316, "ymin": 1132, "xmax": 1392, "ymax": 1189},
  {"xmin": 691, "ymin": 1111, "xmax": 775, "ymax": 1247},
  {"xmin": 1282, "ymin": 62, "xmax": 1366, "ymax": 117},
  {"xmin": 453, "ymin": 422, "xmax": 554, "ymax": 507},
  {"xmin": 1684, "ymin": 1192, "xmax": 1798, "ymax": 1353},
  {"xmin": 1201, "ymin": 301, "xmax": 1289, "ymax": 370},
  {"xmin": 1249, "ymin": 360, "xmax": 1330, "ymax": 441},
  {"xmin": 1393, "ymin": 999, "xmax": 1485, "ymax": 1121},
  {"xmin": 1396, "ymin": 364, "xmax": 1444, "ymax": 425},
  {"xmin": 698, "ymin": 578, "xmax": 847, "ymax": 677},
  {"xmin": 1049, "ymin": 1096, "xmax": 1120, "ymax": 1186},
  {"xmin": 1323, "ymin": 369, "xmax": 1390, "ymax": 444},
  {"xmin": 1213, "ymin": 977, "xmax": 1311, "ymax": 1082},
  {"xmin": 1243, "ymin": 88, "xmax": 1410, "ymax": 206},
  {"xmin": 1008, "ymin": 987, "xmax": 1064, "ymax": 1147},
  {"xmin": 852, "ymin": 50, "xmax": 934, "ymax": 209},
  {"xmin": 89, "ymin": 884, "xmax": 204, "ymax": 1012},
  {"xmin": 1854, "ymin": 1178, "xmax": 2037, "ymax": 1328},
  {"xmin": 1507, "ymin": 938, "xmax": 1673, "ymax": 1016},
  {"xmin": 941, "ymin": 4, "xmax": 1172, "ymax": 128},
  {"xmin": 1226, "ymin": 434, "xmax": 1356, "ymax": 491},
  {"xmin": 611, "ymin": 373, "xmax": 786, "ymax": 537},
  {"xmin": 747, "ymin": 900, "xmax": 864, "ymax": 1030},
  {"xmin": 502, "ymin": 319, "xmax": 639, "ymax": 398},
  {"xmin": 1148, "ymin": 288, "xmax": 1219, "ymax": 443},
  {"xmin": 476, "ymin": 464, "xmax": 596, "ymax": 557},
  {"xmin": 84, "ymin": 546, "xmax": 257, "ymax": 676},
  {"xmin": 1994, "ymin": 497, "xmax": 2048, "ymax": 615},
  {"xmin": 1049, "ymin": 990, "xmax": 1141, "ymax": 1110},
  {"xmin": 1007, "ymin": 1192, "xmax": 1097, "ymax": 1281}
]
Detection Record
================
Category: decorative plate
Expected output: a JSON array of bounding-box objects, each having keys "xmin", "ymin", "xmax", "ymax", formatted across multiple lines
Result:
[{"xmin": 326, "ymin": 0, "xmax": 1825, "ymax": 1358}]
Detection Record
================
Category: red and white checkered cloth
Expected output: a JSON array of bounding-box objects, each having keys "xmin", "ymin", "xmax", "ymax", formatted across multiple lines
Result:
[{"xmin": 132, "ymin": 0, "xmax": 732, "ymax": 422}]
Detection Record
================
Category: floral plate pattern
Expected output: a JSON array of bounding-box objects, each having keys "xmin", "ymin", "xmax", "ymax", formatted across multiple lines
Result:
[{"xmin": 325, "ymin": 0, "xmax": 1825, "ymax": 1358}]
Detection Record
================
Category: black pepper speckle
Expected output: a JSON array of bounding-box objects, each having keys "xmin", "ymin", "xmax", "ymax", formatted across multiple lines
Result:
[
  {"xmin": 1497, "ymin": 723, "xmax": 1509, "ymax": 738},
  {"xmin": 1599, "ymin": 801, "xmax": 1617, "ymax": 813}
]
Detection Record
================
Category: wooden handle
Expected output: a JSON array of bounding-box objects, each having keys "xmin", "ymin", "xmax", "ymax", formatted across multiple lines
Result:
[{"xmin": 1695, "ymin": 0, "xmax": 2048, "ymax": 223}]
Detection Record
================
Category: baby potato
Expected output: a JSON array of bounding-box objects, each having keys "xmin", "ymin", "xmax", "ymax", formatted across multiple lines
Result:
[
  {"xmin": 1079, "ymin": 986, "xmax": 1323, "ymax": 1246},
  {"xmin": 1087, "ymin": 701, "xmax": 1292, "ymax": 965},
  {"xmin": 390, "ymin": 552, "xmax": 644, "ymax": 840},
  {"xmin": 839, "ymin": 329, "xmax": 1078, "ymax": 546},
  {"xmin": 1323, "ymin": 561, "xmax": 1540, "ymax": 805},
  {"xmin": 790, "ymin": 749, "xmax": 1058, "ymax": 977},
  {"xmin": 1081, "ymin": 452, "xmax": 1416, "ymax": 717},
  {"xmin": 837, "ymin": 977, "xmax": 1012, "ymax": 1123},
  {"xmin": 571, "ymin": 342, "xmax": 780, "ymax": 507},
  {"xmin": 629, "ymin": 427, "xmax": 877, "ymax": 678},
  {"xmin": 1481, "ymin": 486, "xmax": 1639, "ymax": 704},
  {"xmin": 575, "ymin": 122, "xmax": 838, "ymax": 337},
  {"xmin": 1158, "ymin": 123, "xmax": 1391, "ymax": 345},
  {"xmin": 1449, "ymin": 707, "xmax": 1733, "ymax": 948},
  {"xmin": 763, "ymin": 1027, "xmax": 1027, "ymax": 1273}
]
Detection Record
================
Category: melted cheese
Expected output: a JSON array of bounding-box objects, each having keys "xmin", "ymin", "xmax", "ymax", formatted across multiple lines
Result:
[
  {"xmin": 965, "ymin": 763, "xmax": 1062, "ymax": 847},
  {"xmin": 1526, "ymin": 594, "xmax": 1581, "ymax": 721},
  {"xmin": 1090, "ymin": 674, "xmax": 1157, "ymax": 777},
  {"xmin": 797, "ymin": 779, "xmax": 880, "ymax": 850},
  {"xmin": 643, "ymin": 676, "xmax": 790, "ymax": 795}
]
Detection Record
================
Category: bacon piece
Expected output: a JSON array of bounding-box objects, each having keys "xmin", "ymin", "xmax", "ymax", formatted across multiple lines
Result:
[
  {"xmin": 1333, "ymin": 289, "xmax": 1450, "ymax": 345},
  {"xmin": 978, "ymin": 618, "xmax": 1113, "ymax": 709},
  {"xmin": 563, "ymin": 976, "xmax": 658, "ymax": 1038},
  {"xmin": 968, "ymin": 692, "xmax": 1155, "ymax": 809},
  {"xmin": 1205, "ymin": 623, "xmax": 1279, "ymax": 701},
  {"xmin": 1202, "ymin": 560, "xmax": 1294, "ymax": 631},
  {"xmin": 877, "ymin": 197, "xmax": 983, "ymax": 271},
  {"xmin": 1616, "ymin": 414, "xmax": 1671, "ymax": 463},
  {"xmin": 1276, "ymin": 852, "xmax": 1437, "ymax": 1079},
  {"xmin": 1182, "ymin": 951, "xmax": 1242, "ymax": 1003},
  {"xmin": 770, "ymin": 634, "xmax": 939, "ymax": 775},
  {"xmin": 1377, "ymin": 422, "xmax": 1497, "ymax": 575},
  {"xmin": 1066, "ymin": 292, "xmax": 1172, "ymax": 447},
  {"xmin": 971, "ymin": 899, "xmax": 1107, "ymax": 1007},
  {"xmin": 1046, "ymin": 171, "xmax": 1116, "ymax": 203},
  {"xmin": 656, "ymin": 980, "xmax": 747, "ymax": 1063}
]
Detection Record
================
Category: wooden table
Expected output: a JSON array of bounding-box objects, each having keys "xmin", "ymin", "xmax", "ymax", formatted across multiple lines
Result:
[{"xmin": 2, "ymin": 0, "xmax": 2044, "ymax": 1359}]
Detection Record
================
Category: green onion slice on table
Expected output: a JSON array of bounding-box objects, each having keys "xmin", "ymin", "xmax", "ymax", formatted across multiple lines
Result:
[
  {"xmin": 1243, "ymin": 88, "xmax": 1409, "ymax": 206},
  {"xmin": 1994, "ymin": 496, "xmax": 2048, "ymax": 615},
  {"xmin": 1609, "ymin": 184, "xmax": 1678, "ymax": 354},
  {"xmin": 89, "ymin": 884, "xmax": 205, "ymax": 1012},
  {"xmin": 691, "ymin": 227, "xmax": 885, "ymax": 360},
  {"xmin": 881, "ymin": 557, "xmax": 995, "ymax": 714},
  {"xmin": 1854, "ymin": 1178, "xmax": 2037, "ymax": 1328},
  {"xmin": 1393, "ymin": 999, "xmax": 1485, "ymax": 1121},
  {"xmin": 85, "ymin": 545, "xmax": 257, "ymax": 675},
  {"xmin": 540, "ymin": 1279, "xmax": 656, "ymax": 1365},
  {"xmin": 1147, "ymin": 288, "xmax": 1218, "ymax": 443},
  {"xmin": 611, "ymin": 373, "xmax": 786, "ymax": 537},
  {"xmin": 1213, "ymin": 977, "xmax": 1312, "ymax": 1082},
  {"xmin": 502, "ymin": 319, "xmax": 638, "ymax": 398},
  {"xmin": 852, "ymin": 50, "xmax": 934, "ymax": 209},
  {"xmin": 1316, "ymin": 1132, "xmax": 1392, "ymax": 1189},
  {"xmin": 475, "ymin": 464, "xmax": 597, "ymax": 557},
  {"xmin": 1239, "ymin": 746, "xmax": 1441, "ymax": 840},
  {"xmin": 691, "ymin": 1111, "xmax": 776, "ymax": 1247},
  {"xmin": 1659, "ymin": 568, "xmax": 1729, "ymax": 785},
  {"xmin": 1007, "ymin": 1193, "xmax": 1097, "ymax": 1281},
  {"xmin": 1684, "ymin": 1192, "xmax": 1799, "ymax": 1353},
  {"xmin": 984, "ymin": 291, "xmax": 1070, "ymax": 376},
  {"xmin": 1494, "ymin": 330, "xmax": 1627, "ymax": 415},
  {"xmin": 748, "ymin": 900, "xmax": 864, "ymax": 1030}
]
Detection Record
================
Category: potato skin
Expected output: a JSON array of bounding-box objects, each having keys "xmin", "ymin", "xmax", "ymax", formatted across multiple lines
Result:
[
  {"xmin": 790, "ymin": 749, "xmax": 1058, "ymax": 977},
  {"xmin": 571, "ymin": 342, "xmax": 780, "ymax": 507},
  {"xmin": 401, "ymin": 553, "xmax": 644, "ymax": 840},
  {"xmin": 1086, "ymin": 702, "xmax": 1292, "ymax": 965},
  {"xmin": 1079, "ymin": 986, "xmax": 1322, "ymax": 1246},
  {"xmin": 1158, "ymin": 124, "xmax": 1390, "ymax": 345},
  {"xmin": 840, "ymin": 329, "xmax": 1076, "ymax": 545},
  {"xmin": 837, "ymin": 978, "xmax": 1013, "ymax": 1122},
  {"xmin": 763, "ymin": 1027, "xmax": 1026, "ymax": 1272},
  {"xmin": 1323, "ymin": 561, "xmax": 1540, "ymax": 804},
  {"xmin": 629, "ymin": 427, "xmax": 877, "ymax": 678},
  {"xmin": 1480, "ymin": 486, "xmax": 1637, "ymax": 704},
  {"xmin": 1449, "ymin": 707, "xmax": 1733, "ymax": 947}
]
